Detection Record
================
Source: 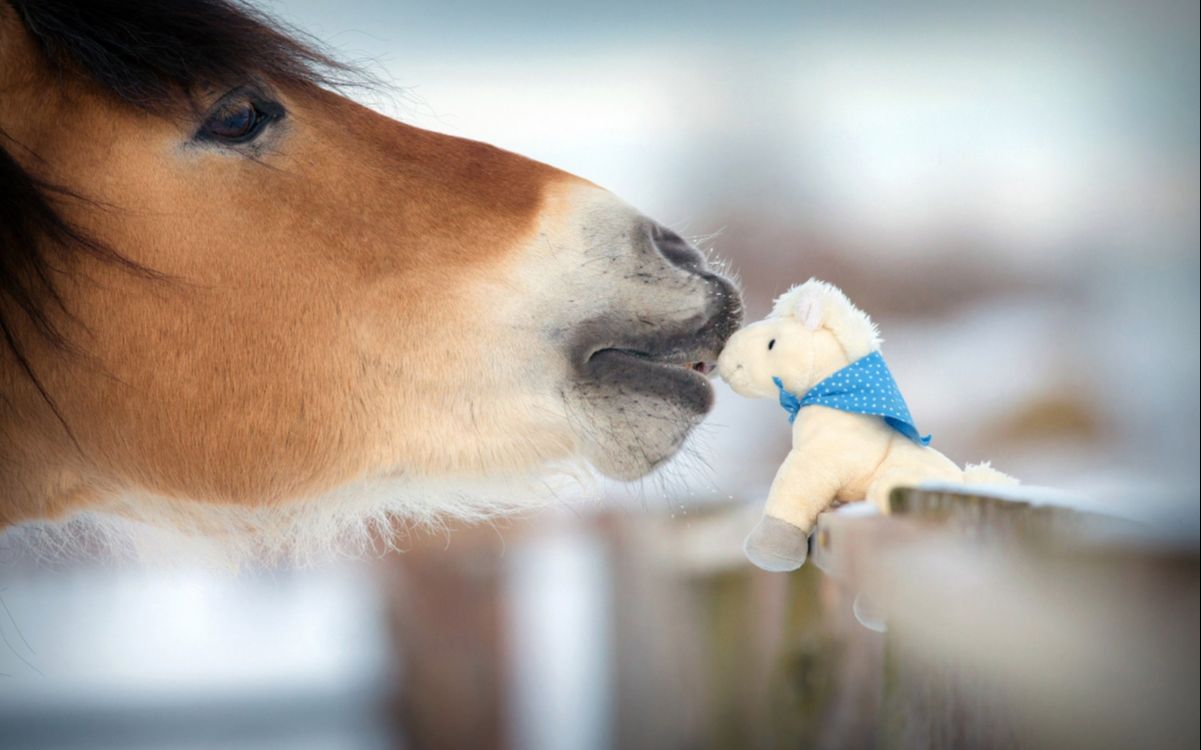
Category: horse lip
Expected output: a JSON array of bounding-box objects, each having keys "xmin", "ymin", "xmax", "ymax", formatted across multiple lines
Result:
[
  {"xmin": 583, "ymin": 314, "xmax": 730, "ymax": 363},
  {"xmin": 587, "ymin": 343, "xmax": 719, "ymax": 375},
  {"xmin": 586, "ymin": 348, "xmax": 718, "ymax": 401},
  {"xmin": 572, "ymin": 278, "xmax": 744, "ymax": 376}
]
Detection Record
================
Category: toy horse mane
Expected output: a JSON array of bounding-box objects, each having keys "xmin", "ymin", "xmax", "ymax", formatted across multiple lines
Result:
[{"xmin": 769, "ymin": 278, "xmax": 881, "ymax": 359}]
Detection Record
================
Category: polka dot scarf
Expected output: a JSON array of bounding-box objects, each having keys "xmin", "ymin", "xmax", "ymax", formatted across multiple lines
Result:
[{"xmin": 772, "ymin": 350, "xmax": 932, "ymax": 446}]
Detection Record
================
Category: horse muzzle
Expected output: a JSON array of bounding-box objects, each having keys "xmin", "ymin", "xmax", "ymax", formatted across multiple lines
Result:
[{"xmin": 562, "ymin": 217, "xmax": 743, "ymax": 479}]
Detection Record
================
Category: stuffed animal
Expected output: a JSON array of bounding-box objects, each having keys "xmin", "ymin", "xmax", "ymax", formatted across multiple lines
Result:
[{"xmin": 717, "ymin": 279, "xmax": 1016, "ymax": 571}]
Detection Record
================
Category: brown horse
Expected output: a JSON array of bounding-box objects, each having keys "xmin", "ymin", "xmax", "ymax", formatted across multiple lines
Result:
[{"xmin": 0, "ymin": 1, "xmax": 741, "ymax": 554}]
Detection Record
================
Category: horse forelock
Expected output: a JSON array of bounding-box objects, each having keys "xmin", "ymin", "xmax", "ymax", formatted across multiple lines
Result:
[{"xmin": 8, "ymin": 0, "xmax": 359, "ymax": 112}]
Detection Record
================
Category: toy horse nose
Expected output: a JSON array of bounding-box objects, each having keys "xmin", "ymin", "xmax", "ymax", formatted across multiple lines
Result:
[{"xmin": 649, "ymin": 224, "xmax": 707, "ymax": 274}]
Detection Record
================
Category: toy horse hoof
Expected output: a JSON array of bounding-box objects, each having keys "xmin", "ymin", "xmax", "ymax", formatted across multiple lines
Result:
[{"xmin": 744, "ymin": 516, "xmax": 809, "ymax": 572}]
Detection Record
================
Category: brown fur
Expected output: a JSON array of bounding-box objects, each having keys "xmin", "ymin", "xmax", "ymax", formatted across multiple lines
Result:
[{"xmin": 0, "ymin": 8, "xmax": 580, "ymax": 522}]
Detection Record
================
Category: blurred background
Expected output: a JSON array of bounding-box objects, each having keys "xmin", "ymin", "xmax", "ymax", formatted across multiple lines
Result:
[{"xmin": 2, "ymin": 0, "xmax": 1197, "ymax": 747}]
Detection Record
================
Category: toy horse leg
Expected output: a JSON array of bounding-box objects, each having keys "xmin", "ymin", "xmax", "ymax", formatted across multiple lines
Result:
[
  {"xmin": 744, "ymin": 449, "xmax": 841, "ymax": 572},
  {"xmin": 865, "ymin": 443, "xmax": 961, "ymax": 512}
]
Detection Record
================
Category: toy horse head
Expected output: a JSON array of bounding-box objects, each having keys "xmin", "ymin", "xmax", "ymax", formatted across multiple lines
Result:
[{"xmin": 717, "ymin": 279, "xmax": 880, "ymax": 399}]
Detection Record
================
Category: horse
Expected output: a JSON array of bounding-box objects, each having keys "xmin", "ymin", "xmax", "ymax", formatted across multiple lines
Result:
[{"xmin": 0, "ymin": 0, "xmax": 742, "ymax": 558}]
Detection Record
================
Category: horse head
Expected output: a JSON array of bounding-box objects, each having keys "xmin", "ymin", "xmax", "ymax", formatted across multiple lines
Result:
[{"xmin": 0, "ymin": 0, "xmax": 742, "ymax": 539}]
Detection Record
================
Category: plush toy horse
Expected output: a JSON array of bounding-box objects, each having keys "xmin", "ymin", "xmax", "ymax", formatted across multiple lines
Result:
[{"xmin": 717, "ymin": 279, "xmax": 1016, "ymax": 571}]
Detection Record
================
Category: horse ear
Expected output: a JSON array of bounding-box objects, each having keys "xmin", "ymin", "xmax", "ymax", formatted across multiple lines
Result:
[{"xmin": 794, "ymin": 289, "xmax": 824, "ymax": 331}]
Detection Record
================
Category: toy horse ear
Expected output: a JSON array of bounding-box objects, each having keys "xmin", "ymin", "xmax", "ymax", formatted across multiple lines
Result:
[{"xmin": 794, "ymin": 291, "xmax": 824, "ymax": 331}]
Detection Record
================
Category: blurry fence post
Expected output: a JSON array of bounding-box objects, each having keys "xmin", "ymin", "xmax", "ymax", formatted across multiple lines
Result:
[{"xmin": 806, "ymin": 487, "xmax": 1199, "ymax": 750}]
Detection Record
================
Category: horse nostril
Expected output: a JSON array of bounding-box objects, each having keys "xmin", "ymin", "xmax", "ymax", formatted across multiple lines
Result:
[{"xmin": 649, "ymin": 223, "xmax": 706, "ymax": 273}]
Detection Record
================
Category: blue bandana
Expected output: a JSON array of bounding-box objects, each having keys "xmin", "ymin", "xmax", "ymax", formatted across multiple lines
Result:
[{"xmin": 772, "ymin": 350, "xmax": 931, "ymax": 445}]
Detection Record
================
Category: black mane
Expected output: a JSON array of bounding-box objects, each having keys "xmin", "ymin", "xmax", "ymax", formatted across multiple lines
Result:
[
  {"xmin": 10, "ymin": 0, "xmax": 352, "ymax": 112},
  {"xmin": 1, "ymin": 0, "xmax": 352, "ymax": 432}
]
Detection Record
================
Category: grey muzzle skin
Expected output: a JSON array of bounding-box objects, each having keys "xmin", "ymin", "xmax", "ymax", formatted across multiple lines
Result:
[{"xmin": 743, "ymin": 515, "xmax": 810, "ymax": 572}]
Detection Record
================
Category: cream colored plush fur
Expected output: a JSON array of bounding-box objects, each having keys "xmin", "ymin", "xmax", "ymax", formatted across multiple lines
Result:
[{"xmin": 717, "ymin": 279, "xmax": 1017, "ymax": 571}]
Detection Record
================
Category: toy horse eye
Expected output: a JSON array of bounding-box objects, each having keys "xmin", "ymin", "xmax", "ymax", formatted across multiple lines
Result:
[
  {"xmin": 197, "ymin": 94, "xmax": 281, "ymax": 144},
  {"xmin": 768, "ymin": 339, "xmax": 776, "ymax": 350}
]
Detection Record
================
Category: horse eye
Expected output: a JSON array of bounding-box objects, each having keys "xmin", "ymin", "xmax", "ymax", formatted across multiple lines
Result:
[
  {"xmin": 768, "ymin": 339, "xmax": 776, "ymax": 350},
  {"xmin": 198, "ymin": 98, "xmax": 274, "ymax": 143}
]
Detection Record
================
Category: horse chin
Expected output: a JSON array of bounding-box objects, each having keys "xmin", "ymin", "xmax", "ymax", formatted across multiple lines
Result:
[{"xmin": 573, "ymin": 389, "xmax": 711, "ymax": 481}]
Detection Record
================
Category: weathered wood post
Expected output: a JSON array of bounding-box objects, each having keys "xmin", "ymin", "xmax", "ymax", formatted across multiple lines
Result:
[{"xmin": 806, "ymin": 486, "xmax": 1199, "ymax": 750}]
